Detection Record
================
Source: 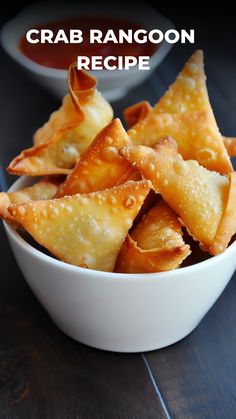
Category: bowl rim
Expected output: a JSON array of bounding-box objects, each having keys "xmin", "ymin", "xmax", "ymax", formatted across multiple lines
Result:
[
  {"xmin": 0, "ymin": 1, "xmax": 174, "ymax": 79},
  {"xmin": 3, "ymin": 176, "xmax": 236, "ymax": 281}
]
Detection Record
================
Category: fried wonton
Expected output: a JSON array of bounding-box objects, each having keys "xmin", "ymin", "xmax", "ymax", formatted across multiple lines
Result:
[
  {"xmin": 115, "ymin": 200, "xmax": 191, "ymax": 273},
  {"xmin": 127, "ymin": 50, "xmax": 233, "ymax": 174},
  {"xmin": 154, "ymin": 47, "xmax": 236, "ymax": 159},
  {"xmin": 125, "ymin": 100, "xmax": 236, "ymax": 158},
  {"xmin": 120, "ymin": 138, "xmax": 236, "ymax": 255},
  {"xmin": 9, "ymin": 180, "xmax": 151, "ymax": 271},
  {"xmin": 0, "ymin": 177, "xmax": 61, "ymax": 223},
  {"xmin": 56, "ymin": 118, "xmax": 139, "ymax": 198},
  {"xmin": 223, "ymin": 137, "xmax": 236, "ymax": 157},
  {"xmin": 153, "ymin": 50, "xmax": 213, "ymax": 115},
  {"xmin": 8, "ymin": 64, "xmax": 113, "ymax": 175},
  {"xmin": 34, "ymin": 63, "xmax": 113, "ymax": 146},
  {"xmin": 128, "ymin": 111, "xmax": 232, "ymax": 173},
  {"xmin": 124, "ymin": 101, "xmax": 152, "ymax": 128}
]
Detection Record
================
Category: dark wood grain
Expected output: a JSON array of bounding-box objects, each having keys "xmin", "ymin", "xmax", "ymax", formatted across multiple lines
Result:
[
  {"xmin": 0, "ymin": 227, "xmax": 166, "ymax": 419},
  {"xmin": 146, "ymin": 275, "xmax": 236, "ymax": 419}
]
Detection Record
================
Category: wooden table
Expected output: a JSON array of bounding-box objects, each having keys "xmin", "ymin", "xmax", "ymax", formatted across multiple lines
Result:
[{"xmin": 1, "ymin": 7, "xmax": 236, "ymax": 418}]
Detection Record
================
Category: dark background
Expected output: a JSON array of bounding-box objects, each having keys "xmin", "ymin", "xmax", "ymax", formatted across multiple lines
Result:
[{"xmin": 1, "ymin": 2, "xmax": 236, "ymax": 418}]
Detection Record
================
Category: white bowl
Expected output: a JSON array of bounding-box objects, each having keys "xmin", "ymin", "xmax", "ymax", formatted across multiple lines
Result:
[
  {"xmin": 3, "ymin": 176, "xmax": 236, "ymax": 352},
  {"xmin": 1, "ymin": 2, "xmax": 173, "ymax": 101}
]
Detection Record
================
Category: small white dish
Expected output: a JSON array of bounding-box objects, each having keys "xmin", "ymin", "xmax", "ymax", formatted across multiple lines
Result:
[
  {"xmin": 3, "ymin": 176, "xmax": 236, "ymax": 352},
  {"xmin": 1, "ymin": 2, "xmax": 173, "ymax": 101}
]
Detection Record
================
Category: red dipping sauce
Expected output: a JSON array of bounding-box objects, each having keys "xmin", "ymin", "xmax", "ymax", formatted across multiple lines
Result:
[{"xmin": 20, "ymin": 17, "xmax": 157, "ymax": 70}]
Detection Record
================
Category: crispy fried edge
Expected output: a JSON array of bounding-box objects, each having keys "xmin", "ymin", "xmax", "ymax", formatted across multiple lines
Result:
[
  {"xmin": 115, "ymin": 234, "xmax": 191, "ymax": 273},
  {"xmin": 209, "ymin": 172, "xmax": 236, "ymax": 255}
]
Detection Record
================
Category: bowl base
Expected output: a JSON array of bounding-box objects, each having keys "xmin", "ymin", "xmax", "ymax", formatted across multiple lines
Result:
[{"xmin": 52, "ymin": 317, "xmax": 200, "ymax": 353}]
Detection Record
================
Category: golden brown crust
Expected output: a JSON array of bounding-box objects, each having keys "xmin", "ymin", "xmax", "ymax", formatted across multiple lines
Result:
[
  {"xmin": 9, "ymin": 65, "xmax": 113, "ymax": 176},
  {"xmin": 115, "ymin": 234, "xmax": 190, "ymax": 273},
  {"xmin": 128, "ymin": 111, "xmax": 233, "ymax": 174},
  {"xmin": 8, "ymin": 126, "xmax": 75, "ymax": 175},
  {"xmin": 222, "ymin": 136, "xmax": 236, "ymax": 157},
  {"xmin": 115, "ymin": 200, "xmax": 191, "ymax": 273},
  {"xmin": 3, "ymin": 51, "xmax": 236, "ymax": 273},
  {"xmin": 123, "ymin": 101, "xmax": 152, "ymax": 128},
  {"xmin": 34, "ymin": 66, "xmax": 99, "ymax": 146},
  {"xmin": 120, "ymin": 140, "xmax": 235, "ymax": 254},
  {"xmin": 127, "ymin": 50, "xmax": 232, "ymax": 174},
  {"xmin": 9, "ymin": 180, "xmax": 152, "ymax": 272},
  {"xmin": 209, "ymin": 172, "xmax": 236, "ymax": 254},
  {"xmin": 153, "ymin": 50, "xmax": 211, "ymax": 115},
  {"xmin": 0, "ymin": 177, "xmax": 61, "ymax": 223},
  {"xmin": 55, "ymin": 118, "xmax": 140, "ymax": 198},
  {"xmin": 68, "ymin": 63, "xmax": 97, "ymax": 107},
  {"xmin": 8, "ymin": 104, "xmax": 114, "ymax": 176}
]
